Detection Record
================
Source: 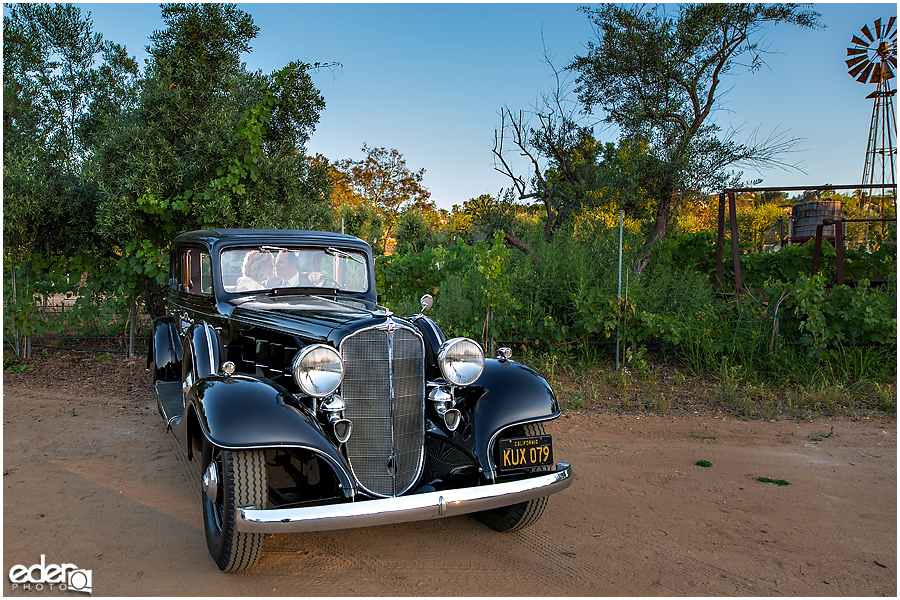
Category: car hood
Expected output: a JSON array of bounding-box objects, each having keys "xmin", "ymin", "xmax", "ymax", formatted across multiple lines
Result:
[{"xmin": 227, "ymin": 294, "xmax": 392, "ymax": 341}]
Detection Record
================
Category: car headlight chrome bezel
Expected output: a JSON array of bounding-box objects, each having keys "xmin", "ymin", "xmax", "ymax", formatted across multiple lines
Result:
[
  {"xmin": 292, "ymin": 344, "xmax": 344, "ymax": 397},
  {"xmin": 437, "ymin": 337, "xmax": 485, "ymax": 387}
]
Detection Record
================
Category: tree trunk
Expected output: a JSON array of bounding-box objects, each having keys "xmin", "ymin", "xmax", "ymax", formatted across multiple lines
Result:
[
  {"xmin": 543, "ymin": 210, "xmax": 556, "ymax": 244},
  {"xmin": 144, "ymin": 281, "xmax": 169, "ymax": 320},
  {"xmin": 503, "ymin": 231, "xmax": 542, "ymax": 270},
  {"xmin": 633, "ymin": 193, "xmax": 673, "ymax": 278}
]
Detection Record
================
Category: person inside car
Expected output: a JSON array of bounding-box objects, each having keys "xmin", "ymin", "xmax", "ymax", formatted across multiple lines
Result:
[
  {"xmin": 274, "ymin": 251, "xmax": 301, "ymax": 287},
  {"xmin": 276, "ymin": 250, "xmax": 324, "ymax": 287},
  {"xmin": 235, "ymin": 251, "xmax": 274, "ymax": 291}
]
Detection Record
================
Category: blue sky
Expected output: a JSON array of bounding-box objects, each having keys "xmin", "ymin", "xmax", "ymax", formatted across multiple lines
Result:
[{"xmin": 73, "ymin": 3, "xmax": 899, "ymax": 209}]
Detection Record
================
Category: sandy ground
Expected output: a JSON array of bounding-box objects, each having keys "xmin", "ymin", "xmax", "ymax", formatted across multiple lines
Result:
[{"xmin": 3, "ymin": 369, "xmax": 897, "ymax": 596}]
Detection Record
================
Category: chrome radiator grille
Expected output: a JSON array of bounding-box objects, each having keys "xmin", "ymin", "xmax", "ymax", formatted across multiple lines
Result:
[{"xmin": 340, "ymin": 323, "xmax": 425, "ymax": 497}]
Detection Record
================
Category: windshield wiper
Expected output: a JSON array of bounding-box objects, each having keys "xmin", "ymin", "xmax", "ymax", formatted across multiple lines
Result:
[{"xmin": 326, "ymin": 247, "xmax": 363, "ymax": 264}]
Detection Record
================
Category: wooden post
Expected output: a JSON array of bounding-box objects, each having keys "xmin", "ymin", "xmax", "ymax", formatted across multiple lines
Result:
[
  {"xmin": 24, "ymin": 270, "xmax": 31, "ymax": 358},
  {"xmin": 128, "ymin": 301, "xmax": 137, "ymax": 359},
  {"xmin": 716, "ymin": 192, "xmax": 725, "ymax": 293},
  {"xmin": 728, "ymin": 191, "xmax": 743, "ymax": 295},
  {"xmin": 11, "ymin": 262, "xmax": 20, "ymax": 357},
  {"xmin": 811, "ymin": 224, "xmax": 824, "ymax": 275}
]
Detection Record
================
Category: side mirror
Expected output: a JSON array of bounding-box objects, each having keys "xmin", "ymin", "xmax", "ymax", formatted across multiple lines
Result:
[{"xmin": 420, "ymin": 294, "xmax": 434, "ymax": 312}]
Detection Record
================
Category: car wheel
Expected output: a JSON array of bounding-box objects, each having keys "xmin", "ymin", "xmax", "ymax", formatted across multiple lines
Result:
[
  {"xmin": 201, "ymin": 443, "xmax": 267, "ymax": 571},
  {"xmin": 475, "ymin": 422, "xmax": 551, "ymax": 533}
]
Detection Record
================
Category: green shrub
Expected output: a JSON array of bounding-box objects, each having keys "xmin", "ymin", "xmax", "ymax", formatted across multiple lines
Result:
[{"xmin": 371, "ymin": 222, "xmax": 894, "ymax": 392}]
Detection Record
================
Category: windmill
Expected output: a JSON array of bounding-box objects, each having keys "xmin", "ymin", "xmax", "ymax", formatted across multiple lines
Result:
[{"xmin": 846, "ymin": 17, "xmax": 897, "ymax": 246}]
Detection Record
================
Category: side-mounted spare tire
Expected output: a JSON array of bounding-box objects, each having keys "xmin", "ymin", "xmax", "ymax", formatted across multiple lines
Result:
[{"xmin": 149, "ymin": 317, "xmax": 182, "ymax": 382}]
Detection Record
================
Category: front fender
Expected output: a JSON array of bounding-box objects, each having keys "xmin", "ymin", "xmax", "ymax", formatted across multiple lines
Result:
[
  {"xmin": 188, "ymin": 374, "xmax": 356, "ymax": 495},
  {"xmin": 461, "ymin": 359, "xmax": 560, "ymax": 480}
]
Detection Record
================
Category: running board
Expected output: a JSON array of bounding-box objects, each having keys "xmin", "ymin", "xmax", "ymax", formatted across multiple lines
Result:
[{"xmin": 155, "ymin": 381, "xmax": 183, "ymax": 426}]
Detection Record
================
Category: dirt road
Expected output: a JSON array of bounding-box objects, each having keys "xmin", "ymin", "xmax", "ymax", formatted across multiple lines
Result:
[{"xmin": 3, "ymin": 366, "xmax": 897, "ymax": 596}]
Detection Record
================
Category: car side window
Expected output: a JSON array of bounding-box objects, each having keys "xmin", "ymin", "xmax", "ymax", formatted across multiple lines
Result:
[
  {"xmin": 199, "ymin": 253, "xmax": 212, "ymax": 294},
  {"xmin": 179, "ymin": 249, "xmax": 212, "ymax": 296}
]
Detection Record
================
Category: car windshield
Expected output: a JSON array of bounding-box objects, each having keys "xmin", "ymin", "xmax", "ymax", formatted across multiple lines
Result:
[{"xmin": 221, "ymin": 246, "xmax": 369, "ymax": 294}]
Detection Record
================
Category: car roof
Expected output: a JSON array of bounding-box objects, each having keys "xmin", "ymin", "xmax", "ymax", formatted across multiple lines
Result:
[{"xmin": 173, "ymin": 229, "xmax": 373, "ymax": 254}]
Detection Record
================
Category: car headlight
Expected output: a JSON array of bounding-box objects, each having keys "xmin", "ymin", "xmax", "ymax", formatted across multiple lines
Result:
[
  {"xmin": 438, "ymin": 337, "xmax": 484, "ymax": 386},
  {"xmin": 292, "ymin": 344, "xmax": 343, "ymax": 397}
]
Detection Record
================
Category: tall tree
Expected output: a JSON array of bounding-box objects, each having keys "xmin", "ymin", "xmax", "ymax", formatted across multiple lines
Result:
[
  {"xmin": 568, "ymin": 3, "xmax": 821, "ymax": 274},
  {"xmin": 492, "ymin": 105, "xmax": 599, "ymax": 246},
  {"xmin": 90, "ymin": 3, "xmax": 333, "ymax": 315},
  {"xmin": 335, "ymin": 145, "xmax": 431, "ymax": 239},
  {"xmin": 3, "ymin": 3, "xmax": 138, "ymax": 258},
  {"xmin": 490, "ymin": 60, "xmax": 660, "ymax": 262}
]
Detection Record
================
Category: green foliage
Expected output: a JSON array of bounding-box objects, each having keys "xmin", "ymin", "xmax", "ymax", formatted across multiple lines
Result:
[
  {"xmin": 335, "ymin": 145, "xmax": 431, "ymax": 239},
  {"xmin": 655, "ymin": 228, "xmax": 897, "ymax": 296},
  {"xmin": 88, "ymin": 4, "xmax": 332, "ymax": 316},
  {"xmin": 2, "ymin": 248, "xmax": 145, "ymax": 345},
  {"xmin": 690, "ymin": 426, "xmax": 717, "ymax": 440},
  {"xmin": 567, "ymin": 3, "xmax": 822, "ymax": 274},
  {"xmin": 4, "ymin": 357, "xmax": 32, "ymax": 374},
  {"xmin": 807, "ymin": 426, "xmax": 834, "ymax": 442},
  {"xmin": 3, "ymin": 3, "xmax": 137, "ymax": 260},
  {"xmin": 757, "ymin": 477, "xmax": 791, "ymax": 487},
  {"xmin": 3, "ymin": 3, "xmax": 894, "ymax": 404},
  {"xmin": 737, "ymin": 201, "xmax": 784, "ymax": 252},
  {"xmin": 395, "ymin": 210, "xmax": 435, "ymax": 252},
  {"xmin": 375, "ymin": 213, "xmax": 895, "ymax": 398},
  {"xmin": 337, "ymin": 202, "xmax": 384, "ymax": 253},
  {"xmin": 377, "ymin": 246, "xmax": 449, "ymax": 311},
  {"xmin": 3, "ymin": 3, "xmax": 334, "ymax": 341},
  {"xmin": 769, "ymin": 274, "xmax": 897, "ymax": 356}
]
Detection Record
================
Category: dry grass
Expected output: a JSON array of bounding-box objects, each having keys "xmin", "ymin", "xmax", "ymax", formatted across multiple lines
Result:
[{"xmin": 520, "ymin": 349, "xmax": 897, "ymax": 421}]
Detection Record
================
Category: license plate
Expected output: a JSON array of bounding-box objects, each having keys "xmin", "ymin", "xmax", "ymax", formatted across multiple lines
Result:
[{"xmin": 498, "ymin": 435, "xmax": 553, "ymax": 470}]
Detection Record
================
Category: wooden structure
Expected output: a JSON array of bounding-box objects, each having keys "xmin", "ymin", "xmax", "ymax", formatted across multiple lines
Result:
[{"xmin": 715, "ymin": 184, "xmax": 897, "ymax": 295}]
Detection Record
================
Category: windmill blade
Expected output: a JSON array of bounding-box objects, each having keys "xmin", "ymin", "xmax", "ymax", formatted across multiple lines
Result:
[
  {"xmin": 890, "ymin": 55, "xmax": 897, "ymax": 69},
  {"xmin": 851, "ymin": 35, "xmax": 871, "ymax": 47},
  {"xmin": 885, "ymin": 62, "xmax": 896, "ymax": 81},
  {"xmin": 888, "ymin": 16, "xmax": 896, "ymax": 34},
  {"xmin": 857, "ymin": 62, "xmax": 875, "ymax": 83},
  {"xmin": 869, "ymin": 63, "xmax": 883, "ymax": 83},
  {"xmin": 861, "ymin": 24, "xmax": 875, "ymax": 42},
  {"xmin": 846, "ymin": 55, "xmax": 869, "ymax": 70},
  {"xmin": 847, "ymin": 47, "xmax": 868, "ymax": 56},
  {"xmin": 875, "ymin": 18, "xmax": 882, "ymax": 39},
  {"xmin": 849, "ymin": 60, "xmax": 871, "ymax": 78}
]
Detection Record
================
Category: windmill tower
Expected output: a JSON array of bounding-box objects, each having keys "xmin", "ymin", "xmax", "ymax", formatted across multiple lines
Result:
[{"xmin": 846, "ymin": 17, "xmax": 897, "ymax": 246}]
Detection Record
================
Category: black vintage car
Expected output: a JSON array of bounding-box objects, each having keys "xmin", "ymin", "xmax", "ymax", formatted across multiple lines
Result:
[{"xmin": 150, "ymin": 229, "xmax": 573, "ymax": 571}]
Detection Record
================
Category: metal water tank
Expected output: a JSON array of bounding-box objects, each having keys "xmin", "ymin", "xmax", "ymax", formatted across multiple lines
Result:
[{"xmin": 790, "ymin": 201, "xmax": 843, "ymax": 242}]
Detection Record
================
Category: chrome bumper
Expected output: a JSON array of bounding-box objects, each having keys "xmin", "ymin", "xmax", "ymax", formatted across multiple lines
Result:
[{"xmin": 236, "ymin": 462, "xmax": 573, "ymax": 533}]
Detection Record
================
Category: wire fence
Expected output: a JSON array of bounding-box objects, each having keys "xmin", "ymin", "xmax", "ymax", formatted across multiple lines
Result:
[{"xmin": 4, "ymin": 296, "xmax": 154, "ymax": 359}]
